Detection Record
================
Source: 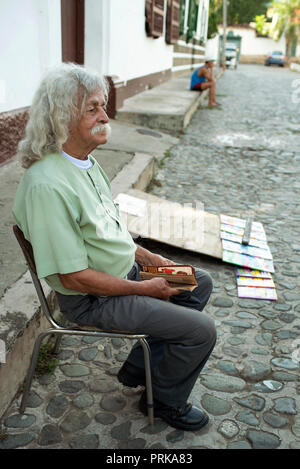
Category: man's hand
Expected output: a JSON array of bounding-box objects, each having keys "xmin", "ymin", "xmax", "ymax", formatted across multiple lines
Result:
[
  {"xmin": 203, "ymin": 67, "xmax": 214, "ymax": 82},
  {"xmin": 145, "ymin": 252, "xmax": 175, "ymax": 267},
  {"xmin": 140, "ymin": 277, "xmax": 181, "ymax": 301},
  {"xmin": 135, "ymin": 244, "xmax": 175, "ymax": 266}
]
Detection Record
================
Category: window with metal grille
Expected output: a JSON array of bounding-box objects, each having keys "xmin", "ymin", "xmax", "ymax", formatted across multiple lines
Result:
[
  {"xmin": 145, "ymin": 0, "xmax": 165, "ymax": 38},
  {"xmin": 186, "ymin": 0, "xmax": 199, "ymax": 42},
  {"xmin": 166, "ymin": 0, "xmax": 180, "ymax": 44},
  {"xmin": 179, "ymin": 0, "xmax": 186, "ymax": 36}
]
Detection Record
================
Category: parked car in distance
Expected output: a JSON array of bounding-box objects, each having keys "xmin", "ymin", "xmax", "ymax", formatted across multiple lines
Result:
[
  {"xmin": 226, "ymin": 43, "xmax": 238, "ymax": 69},
  {"xmin": 265, "ymin": 51, "xmax": 286, "ymax": 67}
]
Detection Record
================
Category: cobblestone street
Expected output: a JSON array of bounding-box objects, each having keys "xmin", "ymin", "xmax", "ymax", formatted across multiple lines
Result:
[
  {"xmin": 1, "ymin": 64, "xmax": 299, "ymax": 450},
  {"xmin": 148, "ymin": 64, "xmax": 300, "ymax": 449}
]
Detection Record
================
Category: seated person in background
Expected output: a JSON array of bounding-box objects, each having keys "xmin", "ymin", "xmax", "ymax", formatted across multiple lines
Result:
[
  {"xmin": 190, "ymin": 56, "xmax": 220, "ymax": 107},
  {"xmin": 13, "ymin": 63, "xmax": 216, "ymax": 432}
]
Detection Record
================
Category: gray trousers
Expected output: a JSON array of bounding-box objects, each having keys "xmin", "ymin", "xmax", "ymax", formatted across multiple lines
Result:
[{"xmin": 56, "ymin": 263, "xmax": 216, "ymax": 407}]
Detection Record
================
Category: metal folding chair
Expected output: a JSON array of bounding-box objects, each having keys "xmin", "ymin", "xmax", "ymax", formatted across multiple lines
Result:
[{"xmin": 13, "ymin": 225, "xmax": 154, "ymax": 425}]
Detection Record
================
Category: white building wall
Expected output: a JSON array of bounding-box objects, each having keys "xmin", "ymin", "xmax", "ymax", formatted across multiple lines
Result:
[
  {"xmin": 85, "ymin": 0, "xmax": 173, "ymax": 82},
  {"xmin": 219, "ymin": 26, "xmax": 286, "ymax": 56},
  {"xmin": 206, "ymin": 26, "xmax": 287, "ymax": 65},
  {"xmin": 205, "ymin": 35, "xmax": 219, "ymax": 61},
  {"xmin": 1, "ymin": 0, "xmax": 212, "ymax": 113},
  {"xmin": 0, "ymin": 0, "xmax": 62, "ymax": 113},
  {"xmin": 234, "ymin": 28, "xmax": 285, "ymax": 56}
]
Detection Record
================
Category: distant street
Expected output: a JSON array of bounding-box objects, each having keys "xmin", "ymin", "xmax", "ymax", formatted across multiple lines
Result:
[{"xmin": 146, "ymin": 64, "xmax": 300, "ymax": 448}]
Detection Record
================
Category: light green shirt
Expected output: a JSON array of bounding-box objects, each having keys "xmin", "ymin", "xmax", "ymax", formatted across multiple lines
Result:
[{"xmin": 13, "ymin": 153, "xmax": 136, "ymax": 295}]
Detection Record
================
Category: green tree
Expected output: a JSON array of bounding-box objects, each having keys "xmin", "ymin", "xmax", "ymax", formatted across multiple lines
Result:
[
  {"xmin": 207, "ymin": 0, "xmax": 219, "ymax": 38},
  {"xmin": 270, "ymin": 0, "xmax": 300, "ymax": 58},
  {"xmin": 255, "ymin": 14, "xmax": 271, "ymax": 36},
  {"xmin": 216, "ymin": 0, "xmax": 269, "ymax": 25}
]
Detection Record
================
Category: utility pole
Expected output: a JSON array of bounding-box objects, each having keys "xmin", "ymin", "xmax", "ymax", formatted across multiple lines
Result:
[{"xmin": 222, "ymin": 0, "xmax": 227, "ymax": 69}]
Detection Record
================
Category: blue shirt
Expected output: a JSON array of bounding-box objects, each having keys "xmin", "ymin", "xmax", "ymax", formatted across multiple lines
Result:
[{"xmin": 190, "ymin": 66, "xmax": 206, "ymax": 90}]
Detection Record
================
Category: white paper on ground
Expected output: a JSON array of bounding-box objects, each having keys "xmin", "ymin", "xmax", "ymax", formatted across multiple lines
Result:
[{"xmin": 114, "ymin": 193, "xmax": 147, "ymax": 217}]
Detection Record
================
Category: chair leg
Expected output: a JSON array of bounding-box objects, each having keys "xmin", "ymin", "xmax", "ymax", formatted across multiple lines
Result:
[
  {"xmin": 139, "ymin": 338, "xmax": 154, "ymax": 425},
  {"xmin": 19, "ymin": 330, "xmax": 53, "ymax": 414},
  {"xmin": 52, "ymin": 334, "xmax": 63, "ymax": 355},
  {"xmin": 51, "ymin": 317, "xmax": 67, "ymax": 355}
]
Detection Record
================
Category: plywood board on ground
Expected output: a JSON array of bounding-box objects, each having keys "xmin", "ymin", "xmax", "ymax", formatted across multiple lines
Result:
[{"xmin": 118, "ymin": 189, "xmax": 222, "ymax": 259}]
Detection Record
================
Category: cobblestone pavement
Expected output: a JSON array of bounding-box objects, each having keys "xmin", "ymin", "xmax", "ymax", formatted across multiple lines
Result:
[{"xmin": 1, "ymin": 64, "xmax": 300, "ymax": 450}]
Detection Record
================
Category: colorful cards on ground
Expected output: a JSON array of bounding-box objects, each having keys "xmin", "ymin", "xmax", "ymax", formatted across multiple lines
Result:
[
  {"xmin": 237, "ymin": 286, "xmax": 277, "ymax": 300},
  {"xmin": 235, "ymin": 268, "xmax": 272, "ymax": 279},
  {"xmin": 222, "ymin": 250, "xmax": 274, "ymax": 273},
  {"xmin": 234, "ymin": 268, "xmax": 277, "ymax": 301},
  {"xmin": 220, "ymin": 223, "xmax": 267, "ymax": 241},
  {"xmin": 236, "ymin": 276, "xmax": 275, "ymax": 288},
  {"xmin": 222, "ymin": 239, "xmax": 272, "ymax": 260},
  {"xmin": 220, "ymin": 215, "xmax": 265, "ymax": 232},
  {"xmin": 220, "ymin": 214, "xmax": 274, "ymax": 272},
  {"xmin": 220, "ymin": 215, "xmax": 277, "ymax": 300},
  {"xmin": 220, "ymin": 231, "xmax": 268, "ymax": 249}
]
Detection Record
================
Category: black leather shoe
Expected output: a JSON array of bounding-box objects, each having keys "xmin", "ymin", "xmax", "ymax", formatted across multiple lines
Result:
[
  {"xmin": 139, "ymin": 392, "xmax": 209, "ymax": 431},
  {"xmin": 117, "ymin": 362, "xmax": 145, "ymax": 388}
]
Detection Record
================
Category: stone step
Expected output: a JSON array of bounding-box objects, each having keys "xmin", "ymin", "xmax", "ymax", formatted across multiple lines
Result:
[{"xmin": 115, "ymin": 74, "xmax": 210, "ymax": 133}]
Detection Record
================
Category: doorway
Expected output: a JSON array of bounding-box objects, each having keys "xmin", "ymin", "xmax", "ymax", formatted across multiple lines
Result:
[{"xmin": 61, "ymin": 0, "xmax": 84, "ymax": 64}]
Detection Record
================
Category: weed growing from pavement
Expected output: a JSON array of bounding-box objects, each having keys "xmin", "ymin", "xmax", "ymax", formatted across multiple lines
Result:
[
  {"xmin": 0, "ymin": 428, "xmax": 8, "ymax": 441},
  {"xmin": 34, "ymin": 342, "xmax": 57, "ymax": 377}
]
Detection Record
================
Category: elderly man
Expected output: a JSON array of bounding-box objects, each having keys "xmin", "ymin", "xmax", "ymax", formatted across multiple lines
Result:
[
  {"xmin": 13, "ymin": 63, "xmax": 216, "ymax": 431},
  {"xmin": 190, "ymin": 57, "xmax": 220, "ymax": 107}
]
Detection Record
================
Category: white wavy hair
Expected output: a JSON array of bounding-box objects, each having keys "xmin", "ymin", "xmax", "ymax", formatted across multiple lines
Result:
[{"xmin": 18, "ymin": 63, "xmax": 110, "ymax": 168}]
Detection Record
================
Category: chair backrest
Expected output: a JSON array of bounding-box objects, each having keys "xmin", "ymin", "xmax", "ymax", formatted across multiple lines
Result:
[
  {"xmin": 13, "ymin": 225, "xmax": 61, "ymax": 329},
  {"xmin": 13, "ymin": 225, "xmax": 37, "ymax": 275}
]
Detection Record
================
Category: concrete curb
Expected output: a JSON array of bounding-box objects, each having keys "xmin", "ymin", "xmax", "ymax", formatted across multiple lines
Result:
[
  {"xmin": 0, "ymin": 272, "xmax": 54, "ymax": 417},
  {"xmin": 116, "ymin": 88, "xmax": 208, "ymax": 133},
  {"xmin": 111, "ymin": 152, "xmax": 156, "ymax": 199},
  {"xmin": 116, "ymin": 70, "xmax": 224, "ymax": 133}
]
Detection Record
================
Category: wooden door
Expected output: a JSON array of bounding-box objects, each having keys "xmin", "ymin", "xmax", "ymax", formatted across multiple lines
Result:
[{"xmin": 61, "ymin": 0, "xmax": 84, "ymax": 64}]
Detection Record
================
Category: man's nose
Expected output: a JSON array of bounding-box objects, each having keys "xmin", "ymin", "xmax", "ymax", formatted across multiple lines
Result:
[{"xmin": 98, "ymin": 107, "xmax": 109, "ymax": 124}]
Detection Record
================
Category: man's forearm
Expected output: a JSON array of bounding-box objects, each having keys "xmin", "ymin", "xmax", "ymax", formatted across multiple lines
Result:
[
  {"xmin": 135, "ymin": 244, "xmax": 155, "ymax": 265},
  {"xmin": 59, "ymin": 268, "xmax": 146, "ymax": 296},
  {"xmin": 58, "ymin": 267, "xmax": 180, "ymax": 301}
]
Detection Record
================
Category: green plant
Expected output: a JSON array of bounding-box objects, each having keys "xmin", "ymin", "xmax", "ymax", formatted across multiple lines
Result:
[
  {"xmin": 255, "ymin": 14, "xmax": 270, "ymax": 35},
  {"xmin": 34, "ymin": 342, "xmax": 57, "ymax": 377},
  {"xmin": 207, "ymin": 0, "xmax": 219, "ymax": 39},
  {"xmin": 270, "ymin": 0, "xmax": 300, "ymax": 58},
  {"xmin": 216, "ymin": 0, "xmax": 269, "ymax": 25},
  {"xmin": 0, "ymin": 429, "xmax": 8, "ymax": 442}
]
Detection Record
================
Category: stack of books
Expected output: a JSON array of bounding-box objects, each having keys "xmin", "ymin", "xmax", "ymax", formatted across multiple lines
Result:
[
  {"xmin": 140, "ymin": 265, "xmax": 198, "ymax": 291},
  {"xmin": 220, "ymin": 215, "xmax": 277, "ymax": 301}
]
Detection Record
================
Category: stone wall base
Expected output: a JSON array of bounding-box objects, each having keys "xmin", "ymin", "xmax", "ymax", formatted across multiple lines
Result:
[
  {"xmin": 0, "ymin": 271, "xmax": 58, "ymax": 418},
  {"xmin": 0, "ymin": 107, "xmax": 29, "ymax": 166},
  {"xmin": 240, "ymin": 55, "xmax": 266, "ymax": 65}
]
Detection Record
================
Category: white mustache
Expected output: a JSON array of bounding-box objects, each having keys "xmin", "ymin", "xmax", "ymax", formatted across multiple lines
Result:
[{"xmin": 90, "ymin": 123, "xmax": 111, "ymax": 137}]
